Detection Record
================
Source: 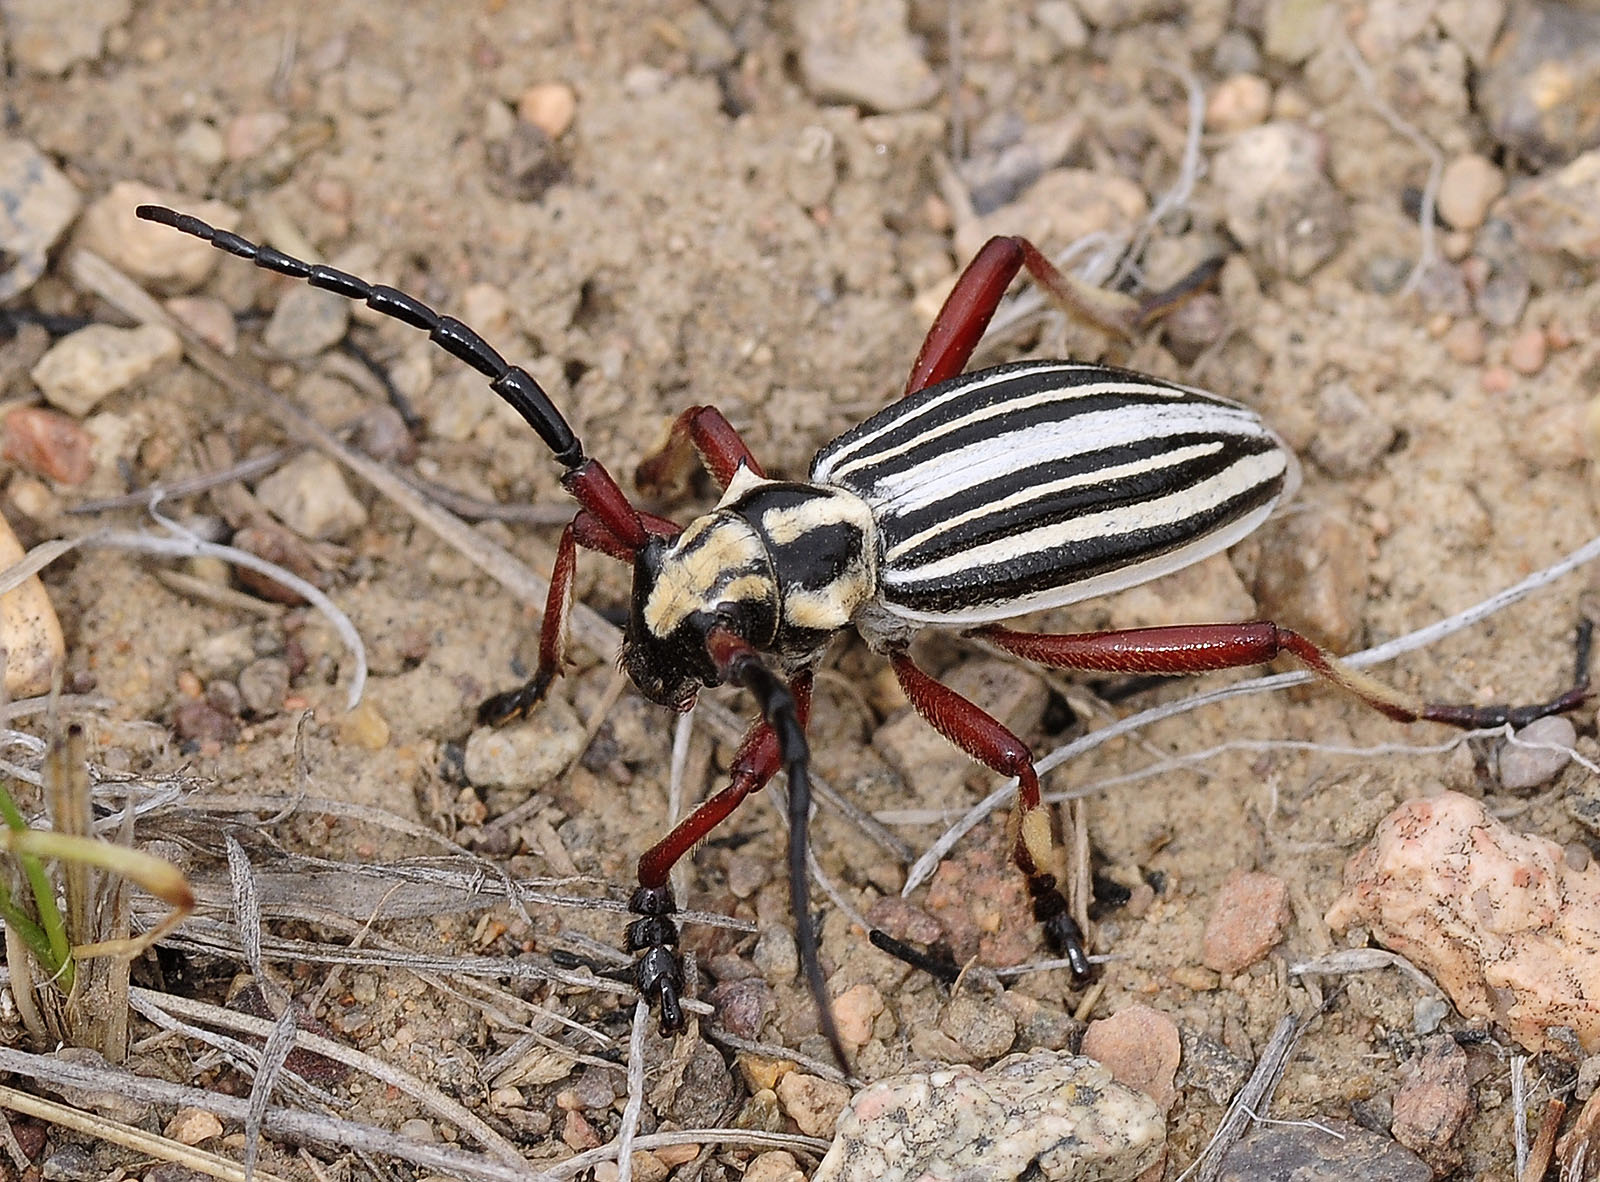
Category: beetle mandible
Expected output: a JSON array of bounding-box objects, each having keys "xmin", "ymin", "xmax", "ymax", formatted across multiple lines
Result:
[{"xmin": 136, "ymin": 205, "xmax": 1589, "ymax": 1067}]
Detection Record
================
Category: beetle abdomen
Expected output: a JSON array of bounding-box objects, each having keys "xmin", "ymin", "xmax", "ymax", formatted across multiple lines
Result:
[{"xmin": 811, "ymin": 360, "xmax": 1297, "ymax": 623}]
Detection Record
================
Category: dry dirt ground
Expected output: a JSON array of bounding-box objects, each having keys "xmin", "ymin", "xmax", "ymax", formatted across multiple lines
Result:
[{"xmin": 4, "ymin": 0, "xmax": 1600, "ymax": 1178}]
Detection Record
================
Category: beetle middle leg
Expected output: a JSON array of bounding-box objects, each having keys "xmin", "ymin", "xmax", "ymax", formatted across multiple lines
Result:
[{"xmin": 888, "ymin": 650, "xmax": 1093, "ymax": 980}]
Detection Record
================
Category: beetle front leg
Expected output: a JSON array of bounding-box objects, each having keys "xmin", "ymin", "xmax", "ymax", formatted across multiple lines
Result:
[
  {"xmin": 975, "ymin": 621, "xmax": 1592, "ymax": 729},
  {"xmin": 889, "ymin": 651, "xmax": 1093, "ymax": 980},
  {"xmin": 628, "ymin": 671, "xmax": 814, "ymax": 1036},
  {"xmin": 636, "ymin": 405, "xmax": 766, "ymax": 495},
  {"xmin": 477, "ymin": 503, "xmax": 681, "ymax": 724}
]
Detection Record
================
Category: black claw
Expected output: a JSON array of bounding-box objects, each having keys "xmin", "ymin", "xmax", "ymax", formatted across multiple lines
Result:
[
  {"xmin": 1029, "ymin": 874, "xmax": 1094, "ymax": 982},
  {"xmin": 476, "ymin": 670, "xmax": 556, "ymax": 727}
]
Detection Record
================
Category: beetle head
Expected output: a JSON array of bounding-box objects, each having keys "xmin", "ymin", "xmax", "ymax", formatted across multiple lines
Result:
[{"xmin": 621, "ymin": 520, "xmax": 779, "ymax": 711}]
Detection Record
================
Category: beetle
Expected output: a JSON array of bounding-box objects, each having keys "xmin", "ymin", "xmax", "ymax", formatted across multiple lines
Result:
[{"xmin": 136, "ymin": 205, "xmax": 1588, "ymax": 1067}]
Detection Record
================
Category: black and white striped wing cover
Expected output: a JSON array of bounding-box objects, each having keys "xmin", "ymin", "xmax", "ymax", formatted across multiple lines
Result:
[{"xmin": 810, "ymin": 360, "xmax": 1299, "ymax": 625}]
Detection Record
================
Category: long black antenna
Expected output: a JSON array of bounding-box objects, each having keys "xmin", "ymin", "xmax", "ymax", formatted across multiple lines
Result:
[{"xmin": 134, "ymin": 205, "xmax": 585, "ymax": 469}]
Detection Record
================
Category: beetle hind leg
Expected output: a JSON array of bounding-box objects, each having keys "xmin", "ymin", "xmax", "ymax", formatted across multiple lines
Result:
[
  {"xmin": 888, "ymin": 651, "xmax": 1094, "ymax": 982},
  {"xmin": 974, "ymin": 619, "xmax": 1593, "ymax": 731}
]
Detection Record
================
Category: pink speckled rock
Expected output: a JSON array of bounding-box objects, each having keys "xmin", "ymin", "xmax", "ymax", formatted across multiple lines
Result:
[{"xmin": 1327, "ymin": 791, "xmax": 1600, "ymax": 1053}]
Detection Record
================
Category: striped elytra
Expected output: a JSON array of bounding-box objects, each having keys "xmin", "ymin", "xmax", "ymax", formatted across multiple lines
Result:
[{"xmin": 811, "ymin": 359, "xmax": 1299, "ymax": 624}]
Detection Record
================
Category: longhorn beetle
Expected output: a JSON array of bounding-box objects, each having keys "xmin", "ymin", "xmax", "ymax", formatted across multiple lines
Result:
[{"xmin": 138, "ymin": 205, "xmax": 1589, "ymax": 1067}]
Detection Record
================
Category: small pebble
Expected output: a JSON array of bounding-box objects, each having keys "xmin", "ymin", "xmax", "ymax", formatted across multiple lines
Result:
[
  {"xmin": 1435, "ymin": 0, "xmax": 1505, "ymax": 64},
  {"xmin": 1497, "ymin": 714, "xmax": 1576, "ymax": 790},
  {"xmin": 1476, "ymin": 4, "xmax": 1600, "ymax": 166},
  {"xmin": 231, "ymin": 523, "xmax": 323, "ymax": 603},
  {"xmin": 489, "ymin": 1085, "xmax": 524, "ymax": 1110},
  {"xmin": 76, "ymin": 181, "xmax": 238, "ymax": 290},
  {"xmin": 1252, "ymin": 510, "xmax": 1368, "ymax": 652},
  {"xmin": 1412, "ymin": 995, "xmax": 1450, "ymax": 1035},
  {"xmin": 224, "ymin": 111, "xmax": 290, "ymax": 161},
  {"xmin": 1327, "ymin": 791, "xmax": 1600, "ymax": 1053},
  {"xmin": 1391, "ymin": 1037, "xmax": 1473, "ymax": 1173},
  {"xmin": 1035, "ymin": 0, "xmax": 1088, "ymax": 50},
  {"xmin": 0, "ymin": 136, "xmax": 82, "ymax": 301},
  {"xmin": 1202, "ymin": 869, "xmax": 1291, "ymax": 975},
  {"xmin": 338, "ymin": 701, "xmax": 390, "ymax": 751},
  {"xmin": 1081, "ymin": 1004, "xmax": 1182, "ymax": 1114},
  {"xmin": 164, "ymin": 1107, "xmax": 224, "ymax": 1146},
  {"xmin": 744, "ymin": 1151, "xmax": 805, "ymax": 1182},
  {"xmin": 30, "ymin": 323, "xmax": 182, "ymax": 417},
  {"xmin": 3, "ymin": 0, "xmax": 126, "ymax": 74},
  {"xmin": 725, "ymin": 850, "xmax": 772, "ymax": 899},
  {"xmin": 998, "ymin": 992, "xmax": 1082, "ymax": 1052},
  {"xmin": 1480, "ymin": 365, "xmax": 1514, "ymax": 395},
  {"xmin": 1437, "ymin": 153, "xmax": 1504, "ymax": 231},
  {"xmin": 1305, "ymin": 381, "xmax": 1395, "ymax": 480},
  {"xmin": 40, "ymin": 1144, "xmax": 96, "ymax": 1182},
  {"xmin": 1441, "ymin": 319, "xmax": 1485, "ymax": 364},
  {"xmin": 1205, "ymin": 74, "xmax": 1272, "ymax": 132},
  {"xmin": 752, "ymin": 924, "xmax": 800, "ymax": 982},
  {"xmin": 832, "ymin": 983, "xmax": 885, "ymax": 1050},
  {"xmin": 774, "ymin": 1071, "xmax": 851, "ymax": 1138},
  {"xmin": 815, "ymin": 1052, "xmax": 1164, "ymax": 1182},
  {"xmin": 1213, "ymin": 122, "xmax": 1348, "ymax": 280},
  {"xmin": 173, "ymin": 698, "xmax": 236, "ymax": 745},
  {"xmin": 164, "ymin": 295, "xmax": 238, "ymax": 355},
  {"xmin": 561, "ymin": 1109, "xmax": 600, "ymax": 1151},
  {"xmin": 354, "ymin": 405, "xmax": 417, "ymax": 464},
  {"xmin": 708, "ymin": 978, "xmax": 777, "ymax": 1040},
  {"xmin": 1475, "ymin": 264, "xmax": 1531, "ymax": 327},
  {"xmin": 8, "ymin": 475, "xmax": 56, "ymax": 519},
  {"xmin": 794, "ymin": 0, "xmax": 939, "ymax": 113},
  {"xmin": 3, "ymin": 406, "xmax": 93, "ymax": 484},
  {"xmin": 1216, "ymin": 1117, "xmax": 1431, "ymax": 1181},
  {"xmin": 254, "ymin": 451, "xmax": 368, "ymax": 540},
  {"xmin": 174, "ymin": 120, "xmax": 224, "ymax": 166},
  {"xmin": 463, "ymin": 694, "xmax": 586, "ymax": 790},
  {"xmin": 342, "ymin": 62, "xmax": 406, "ymax": 116},
  {"xmin": 518, "ymin": 83, "xmax": 577, "ymax": 138},
  {"xmin": 656, "ymin": 1143, "xmax": 701, "ymax": 1168},
  {"xmin": 939, "ymin": 992, "xmax": 1017, "ymax": 1061},
  {"xmin": 206, "ymin": 678, "xmax": 243, "ymax": 718},
  {"xmin": 1497, "ymin": 147, "xmax": 1600, "ymax": 260},
  {"xmin": 262, "ymin": 283, "xmax": 351, "ymax": 359},
  {"xmin": 1507, "ymin": 326, "xmax": 1548, "ymax": 375},
  {"xmin": 0, "ymin": 509, "xmax": 64, "ymax": 698},
  {"xmin": 1162, "ymin": 292, "xmax": 1228, "ymax": 364}
]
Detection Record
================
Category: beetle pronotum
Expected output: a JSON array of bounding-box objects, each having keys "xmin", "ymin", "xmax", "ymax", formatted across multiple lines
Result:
[{"xmin": 138, "ymin": 205, "xmax": 1588, "ymax": 1067}]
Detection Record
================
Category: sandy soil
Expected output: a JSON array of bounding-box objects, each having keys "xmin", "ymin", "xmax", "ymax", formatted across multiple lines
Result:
[{"xmin": 4, "ymin": 0, "xmax": 1600, "ymax": 1177}]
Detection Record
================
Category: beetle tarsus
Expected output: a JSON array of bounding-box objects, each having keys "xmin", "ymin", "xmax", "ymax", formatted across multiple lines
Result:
[
  {"xmin": 1029, "ymin": 874, "xmax": 1093, "ymax": 982},
  {"xmin": 628, "ymin": 884, "xmax": 686, "ymax": 1035},
  {"xmin": 476, "ymin": 670, "xmax": 556, "ymax": 727}
]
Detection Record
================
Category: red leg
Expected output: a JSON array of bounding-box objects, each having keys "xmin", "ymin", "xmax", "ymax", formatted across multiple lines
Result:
[
  {"xmin": 907, "ymin": 237, "xmax": 1226, "ymax": 396},
  {"xmin": 478, "ymin": 521, "xmax": 582, "ymax": 724},
  {"xmin": 977, "ymin": 622, "xmax": 1590, "ymax": 729},
  {"xmin": 627, "ymin": 647, "xmax": 837, "ymax": 1060},
  {"xmin": 889, "ymin": 651, "xmax": 1090, "ymax": 977},
  {"xmin": 906, "ymin": 238, "xmax": 1028, "ymax": 396},
  {"xmin": 636, "ymin": 670, "xmax": 813, "ymax": 888},
  {"xmin": 562, "ymin": 458, "xmax": 650, "ymax": 552},
  {"xmin": 477, "ymin": 505, "xmax": 682, "ymax": 724},
  {"xmin": 637, "ymin": 405, "xmax": 765, "ymax": 494}
]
